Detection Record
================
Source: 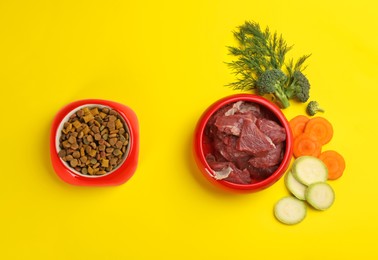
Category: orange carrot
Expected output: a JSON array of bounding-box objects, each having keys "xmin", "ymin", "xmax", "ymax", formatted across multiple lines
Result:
[
  {"xmin": 293, "ymin": 133, "xmax": 322, "ymax": 158},
  {"xmin": 304, "ymin": 117, "xmax": 333, "ymax": 145},
  {"xmin": 319, "ymin": 150, "xmax": 345, "ymax": 180},
  {"xmin": 289, "ymin": 115, "xmax": 309, "ymax": 139}
]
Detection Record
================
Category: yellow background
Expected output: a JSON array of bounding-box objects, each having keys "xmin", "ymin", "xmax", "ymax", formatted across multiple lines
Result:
[{"xmin": 1, "ymin": 0, "xmax": 377, "ymax": 259}]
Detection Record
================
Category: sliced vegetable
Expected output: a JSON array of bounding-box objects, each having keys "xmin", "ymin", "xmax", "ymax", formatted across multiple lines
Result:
[
  {"xmin": 289, "ymin": 115, "xmax": 309, "ymax": 139},
  {"xmin": 319, "ymin": 150, "xmax": 346, "ymax": 180},
  {"xmin": 293, "ymin": 133, "xmax": 322, "ymax": 158},
  {"xmin": 304, "ymin": 117, "xmax": 333, "ymax": 145},
  {"xmin": 284, "ymin": 170, "xmax": 307, "ymax": 200},
  {"xmin": 305, "ymin": 182, "xmax": 335, "ymax": 210},
  {"xmin": 292, "ymin": 156, "xmax": 328, "ymax": 186},
  {"xmin": 274, "ymin": 196, "xmax": 307, "ymax": 225}
]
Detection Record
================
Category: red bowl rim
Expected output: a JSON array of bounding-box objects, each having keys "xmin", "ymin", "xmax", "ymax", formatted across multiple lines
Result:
[
  {"xmin": 50, "ymin": 99, "xmax": 139, "ymax": 186},
  {"xmin": 194, "ymin": 94, "xmax": 293, "ymax": 192}
]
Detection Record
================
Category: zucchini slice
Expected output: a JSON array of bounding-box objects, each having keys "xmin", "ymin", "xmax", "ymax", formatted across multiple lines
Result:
[
  {"xmin": 305, "ymin": 182, "xmax": 335, "ymax": 210},
  {"xmin": 292, "ymin": 156, "xmax": 328, "ymax": 186},
  {"xmin": 285, "ymin": 171, "xmax": 307, "ymax": 200},
  {"xmin": 274, "ymin": 196, "xmax": 307, "ymax": 225}
]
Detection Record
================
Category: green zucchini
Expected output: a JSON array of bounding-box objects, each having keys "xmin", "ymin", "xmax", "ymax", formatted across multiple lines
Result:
[
  {"xmin": 274, "ymin": 196, "xmax": 307, "ymax": 225},
  {"xmin": 292, "ymin": 156, "xmax": 328, "ymax": 186},
  {"xmin": 284, "ymin": 170, "xmax": 307, "ymax": 200},
  {"xmin": 305, "ymin": 182, "xmax": 335, "ymax": 210}
]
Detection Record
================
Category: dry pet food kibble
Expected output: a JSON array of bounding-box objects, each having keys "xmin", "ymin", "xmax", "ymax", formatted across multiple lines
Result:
[{"xmin": 58, "ymin": 106, "xmax": 130, "ymax": 175}]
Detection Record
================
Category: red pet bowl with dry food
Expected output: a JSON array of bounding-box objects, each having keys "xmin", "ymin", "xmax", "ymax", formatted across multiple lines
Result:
[
  {"xmin": 50, "ymin": 99, "xmax": 139, "ymax": 186},
  {"xmin": 193, "ymin": 94, "xmax": 293, "ymax": 192}
]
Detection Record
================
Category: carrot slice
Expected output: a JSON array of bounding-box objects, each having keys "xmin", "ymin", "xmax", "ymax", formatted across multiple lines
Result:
[
  {"xmin": 293, "ymin": 133, "xmax": 322, "ymax": 158},
  {"xmin": 304, "ymin": 117, "xmax": 333, "ymax": 145},
  {"xmin": 289, "ymin": 115, "xmax": 309, "ymax": 139},
  {"xmin": 319, "ymin": 150, "xmax": 345, "ymax": 180}
]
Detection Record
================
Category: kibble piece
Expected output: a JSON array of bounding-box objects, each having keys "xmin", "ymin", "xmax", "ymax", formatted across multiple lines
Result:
[
  {"xmin": 107, "ymin": 121, "xmax": 115, "ymax": 131},
  {"xmin": 115, "ymin": 119, "xmax": 123, "ymax": 130},
  {"xmin": 101, "ymin": 128, "xmax": 109, "ymax": 135},
  {"xmin": 93, "ymin": 120, "xmax": 101, "ymax": 127},
  {"xmin": 62, "ymin": 140, "xmax": 71, "ymax": 148},
  {"xmin": 76, "ymin": 109, "xmax": 84, "ymax": 117},
  {"xmin": 119, "ymin": 135, "xmax": 126, "ymax": 142},
  {"xmin": 109, "ymin": 110, "xmax": 118, "ymax": 116},
  {"xmin": 86, "ymin": 135, "xmax": 94, "ymax": 143},
  {"xmin": 101, "ymin": 107, "xmax": 110, "ymax": 114},
  {"xmin": 99, "ymin": 112, "xmax": 107, "ymax": 119},
  {"xmin": 83, "ymin": 113, "xmax": 94, "ymax": 123},
  {"xmin": 68, "ymin": 136, "xmax": 76, "ymax": 144},
  {"xmin": 109, "ymin": 138, "xmax": 117, "ymax": 146},
  {"xmin": 89, "ymin": 149, "xmax": 97, "ymax": 157},
  {"xmin": 94, "ymin": 133, "xmax": 102, "ymax": 141},
  {"xmin": 80, "ymin": 156, "xmax": 88, "ymax": 163},
  {"xmin": 85, "ymin": 146, "xmax": 92, "ymax": 155},
  {"xmin": 90, "ymin": 107, "xmax": 99, "ymax": 115},
  {"xmin": 91, "ymin": 125, "xmax": 100, "ymax": 133},
  {"xmin": 65, "ymin": 155, "xmax": 74, "ymax": 161},
  {"xmin": 110, "ymin": 157, "xmax": 118, "ymax": 166},
  {"xmin": 83, "ymin": 107, "xmax": 90, "ymax": 115},
  {"xmin": 72, "ymin": 151, "xmax": 81, "ymax": 159},
  {"xmin": 80, "ymin": 147, "xmax": 85, "ymax": 157},
  {"xmin": 78, "ymin": 131, "xmax": 84, "ymax": 139},
  {"xmin": 109, "ymin": 133, "xmax": 117, "ymax": 138},
  {"xmin": 119, "ymin": 128, "xmax": 125, "ymax": 135},
  {"xmin": 70, "ymin": 143, "xmax": 79, "ymax": 150},
  {"xmin": 106, "ymin": 147, "xmax": 114, "ymax": 154},
  {"xmin": 108, "ymin": 115, "xmax": 117, "ymax": 121},
  {"xmin": 98, "ymin": 144, "xmax": 106, "ymax": 151},
  {"xmin": 72, "ymin": 120, "xmax": 82, "ymax": 129},
  {"xmin": 82, "ymin": 125, "xmax": 90, "ymax": 135},
  {"xmin": 87, "ymin": 166, "xmax": 94, "ymax": 175},
  {"xmin": 115, "ymin": 141, "xmax": 123, "ymax": 149},
  {"xmin": 101, "ymin": 159, "xmax": 109, "ymax": 168},
  {"xmin": 58, "ymin": 150, "xmax": 66, "ymax": 158},
  {"xmin": 113, "ymin": 149, "xmax": 122, "ymax": 156},
  {"xmin": 63, "ymin": 123, "xmax": 73, "ymax": 134},
  {"xmin": 81, "ymin": 167, "xmax": 88, "ymax": 175},
  {"xmin": 70, "ymin": 159, "xmax": 79, "ymax": 167}
]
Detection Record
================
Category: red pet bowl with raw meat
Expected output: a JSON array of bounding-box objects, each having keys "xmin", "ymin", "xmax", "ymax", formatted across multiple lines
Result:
[{"xmin": 194, "ymin": 94, "xmax": 293, "ymax": 192}]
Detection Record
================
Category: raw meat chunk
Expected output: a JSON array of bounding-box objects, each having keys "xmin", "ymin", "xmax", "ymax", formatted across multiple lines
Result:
[
  {"xmin": 248, "ymin": 143, "xmax": 284, "ymax": 168},
  {"xmin": 256, "ymin": 118, "xmax": 286, "ymax": 144},
  {"xmin": 237, "ymin": 118, "xmax": 275, "ymax": 156}
]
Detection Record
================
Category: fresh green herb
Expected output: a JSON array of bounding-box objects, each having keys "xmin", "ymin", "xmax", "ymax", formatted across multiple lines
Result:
[{"xmin": 226, "ymin": 21, "xmax": 311, "ymax": 109}]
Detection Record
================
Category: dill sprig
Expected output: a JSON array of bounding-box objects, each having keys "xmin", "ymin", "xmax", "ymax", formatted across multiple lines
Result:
[{"xmin": 226, "ymin": 21, "xmax": 310, "ymax": 91}]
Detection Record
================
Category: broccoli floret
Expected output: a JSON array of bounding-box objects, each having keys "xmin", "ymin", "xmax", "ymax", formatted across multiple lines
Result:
[
  {"xmin": 285, "ymin": 71, "xmax": 310, "ymax": 103},
  {"xmin": 256, "ymin": 69, "xmax": 290, "ymax": 108},
  {"xmin": 306, "ymin": 101, "xmax": 325, "ymax": 116}
]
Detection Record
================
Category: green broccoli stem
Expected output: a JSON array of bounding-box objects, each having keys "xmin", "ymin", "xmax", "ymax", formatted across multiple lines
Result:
[
  {"xmin": 285, "ymin": 84, "xmax": 296, "ymax": 99},
  {"xmin": 274, "ymin": 88, "xmax": 290, "ymax": 108}
]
